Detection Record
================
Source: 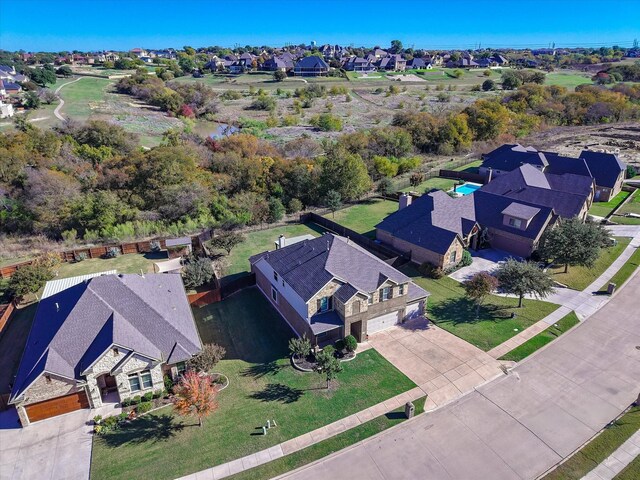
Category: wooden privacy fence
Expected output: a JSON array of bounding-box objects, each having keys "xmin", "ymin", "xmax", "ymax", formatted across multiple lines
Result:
[
  {"xmin": 439, "ymin": 169, "xmax": 487, "ymax": 184},
  {"xmin": 188, "ymin": 273, "xmax": 256, "ymax": 307},
  {"xmin": 0, "ymin": 301, "xmax": 16, "ymax": 334}
]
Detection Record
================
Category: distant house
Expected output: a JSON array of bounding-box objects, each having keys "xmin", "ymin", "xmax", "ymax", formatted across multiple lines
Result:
[
  {"xmin": 378, "ymin": 54, "xmax": 407, "ymax": 71},
  {"xmin": 250, "ymin": 234, "xmax": 429, "ymax": 345},
  {"xmin": 3, "ymin": 81, "xmax": 21, "ymax": 95},
  {"xmin": 406, "ymin": 57, "xmax": 432, "ymax": 70},
  {"xmin": 294, "ymin": 56, "xmax": 329, "ymax": 76},
  {"xmin": 9, "ymin": 273, "xmax": 202, "ymax": 427},
  {"xmin": 343, "ymin": 57, "xmax": 377, "ymax": 73},
  {"xmin": 262, "ymin": 56, "xmax": 293, "ymax": 72}
]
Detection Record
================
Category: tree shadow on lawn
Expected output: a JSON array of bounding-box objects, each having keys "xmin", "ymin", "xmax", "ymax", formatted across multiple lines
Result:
[
  {"xmin": 429, "ymin": 297, "xmax": 514, "ymax": 326},
  {"xmin": 248, "ymin": 383, "xmax": 304, "ymax": 404},
  {"xmin": 98, "ymin": 414, "xmax": 185, "ymax": 448},
  {"xmin": 241, "ymin": 361, "xmax": 285, "ymax": 378}
]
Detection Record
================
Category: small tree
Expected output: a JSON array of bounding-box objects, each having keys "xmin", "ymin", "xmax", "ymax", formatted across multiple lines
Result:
[
  {"xmin": 273, "ymin": 70, "xmax": 287, "ymax": 82},
  {"xmin": 482, "ymin": 79, "xmax": 496, "ymax": 91},
  {"xmin": 267, "ymin": 197, "xmax": 285, "ymax": 223},
  {"xmin": 187, "ymin": 343, "xmax": 226, "ymax": 373},
  {"xmin": 24, "ymin": 91, "xmax": 41, "ymax": 109},
  {"xmin": 325, "ymin": 190, "xmax": 342, "ymax": 218},
  {"xmin": 182, "ymin": 256, "xmax": 215, "ymax": 289},
  {"xmin": 8, "ymin": 263, "xmax": 53, "ymax": 299},
  {"xmin": 209, "ymin": 231, "xmax": 245, "ymax": 255},
  {"xmin": 315, "ymin": 349, "xmax": 343, "ymax": 389},
  {"xmin": 377, "ymin": 177, "xmax": 394, "ymax": 196},
  {"xmin": 288, "ymin": 336, "xmax": 311, "ymax": 359},
  {"xmin": 496, "ymin": 259, "xmax": 555, "ymax": 308},
  {"xmin": 344, "ymin": 335, "xmax": 358, "ymax": 353},
  {"xmin": 172, "ymin": 371, "xmax": 218, "ymax": 427},
  {"xmin": 463, "ymin": 272, "xmax": 499, "ymax": 318}
]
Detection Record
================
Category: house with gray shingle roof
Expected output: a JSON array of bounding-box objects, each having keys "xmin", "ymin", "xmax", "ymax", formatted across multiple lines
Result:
[
  {"xmin": 9, "ymin": 273, "xmax": 201, "ymax": 427},
  {"xmin": 250, "ymin": 234, "xmax": 429, "ymax": 345}
]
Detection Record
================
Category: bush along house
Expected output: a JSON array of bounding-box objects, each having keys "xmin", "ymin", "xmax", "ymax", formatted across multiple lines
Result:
[{"xmin": 250, "ymin": 234, "xmax": 429, "ymax": 345}]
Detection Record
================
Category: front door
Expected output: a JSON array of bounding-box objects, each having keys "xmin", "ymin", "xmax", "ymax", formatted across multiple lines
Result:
[
  {"xmin": 351, "ymin": 320, "xmax": 363, "ymax": 342},
  {"xmin": 104, "ymin": 374, "xmax": 117, "ymax": 391}
]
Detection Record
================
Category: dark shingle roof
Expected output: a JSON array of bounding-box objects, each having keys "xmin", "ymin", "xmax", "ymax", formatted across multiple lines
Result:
[
  {"xmin": 10, "ymin": 274, "xmax": 201, "ymax": 402},
  {"xmin": 295, "ymin": 56, "xmax": 329, "ymax": 69},
  {"xmin": 579, "ymin": 151, "xmax": 626, "ymax": 188},
  {"xmin": 501, "ymin": 202, "xmax": 541, "ymax": 220},
  {"xmin": 482, "ymin": 144, "xmax": 548, "ymax": 171}
]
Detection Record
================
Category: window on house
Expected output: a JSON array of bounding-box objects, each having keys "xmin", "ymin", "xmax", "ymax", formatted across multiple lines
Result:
[
  {"xmin": 368, "ymin": 294, "xmax": 373, "ymax": 305},
  {"xmin": 380, "ymin": 286, "xmax": 391, "ymax": 302},
  {"xmin": 317, "ymin": 296, "xmax": 332, "ymax": 313},
  {"xmin": 176, "ymin": 362, "xmax": 186, "ymax": 375},
  {"xmin": 128, "ymin": 374, "xmax": 141, "ymax": 392},
  {"xmin": 508, "ymin": 217, "xmax": 522, "ymax": 229},
  {"xmin": 399, "ymin": 284, "xmax": 405, "ymax": 295},
  {"xmin": 141, "ymin": 371, "xmax": 153, "ymax": 389},
  {"xmin": 449, "ymin": 250, "xmax": 457, "ymax": 264},
  {"xmin": 271, "ymin": 287, "xmax": 278, "ymax": 303},
  {"xmin": 273, "ymin": 271, "xmax": 278, "ymax": 282}
]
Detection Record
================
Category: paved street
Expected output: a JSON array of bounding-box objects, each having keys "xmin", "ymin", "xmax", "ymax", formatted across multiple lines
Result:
[{"xmin": 279, "ymin": 273, "xmax": 640, "ymax": 480}]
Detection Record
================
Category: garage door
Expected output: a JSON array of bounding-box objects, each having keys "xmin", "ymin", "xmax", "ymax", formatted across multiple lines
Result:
[
  {"xmin": 405, "ymin": 301, "xmax": 423, "ymax": 320},
  {"xmin": 367, "ymin": 311, "xmax": 399, "ymax": 335},
  {"xmin": 25, "ymin": 391, "xmax": 89, "ymax": 423}
]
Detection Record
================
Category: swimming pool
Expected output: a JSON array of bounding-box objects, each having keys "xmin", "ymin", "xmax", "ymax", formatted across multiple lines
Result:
[{"xmin": 452, "ymin": 182, "xmax": 482, "ymax": 196}]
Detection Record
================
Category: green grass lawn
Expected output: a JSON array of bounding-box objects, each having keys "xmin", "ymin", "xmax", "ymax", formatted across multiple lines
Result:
[
  {"xmin": 401, "ymin": 266, "xmax": 560, "ymax": 351},
  {"xmin": 614, "ymin": 455, "xmax": 640, "ymax": 480},
  {"xmin": 0, "ymin": 303, "xmax": 38, "ymax": 395},
  {"xmin": 498, "ymin": 312, "xmax": 579, "ymax": 362},
  {"xmin": 58, "ymin": 77, "xmax": 114, "ymax": 120},
  {"xmin": 543, "ymin": 406, "xmax": 640, "ymax": 480},
  {"xmin": 217, "ymin": 223, "xmax": 324, "ymax": 283},
  {"xmin": 91, "ymin": 288, "xmax": 415, "ymax": 480},
  {"xmin": 589, "ymin": 191, "xmax": 631, "ymax": 217},
  {"xmin": 616, "ymin": 188, "xmax": 640, "ymax": 216},
  {"xmin": 324, "ymin": 199, "xmax": 399, "ymax": 238},
  {"xmin": 400, "ymin": 177, "xmax": 457, "ymax": 193},
  {"xmin": 54, "ymin": 253, "xmax": 159, "ymax": 279},
  {"xmin": 228, "ymin": 397, "xmax": 427, "ymax": 480},
  {"xmin": 546, "ymin": 72, "xmax": 593, "ymax": 90},
  {"xmin": 599, "ymin": 246, "xmax": 640, "ymax": 292},
  {"xmin": 548, "ymin": 237, "xmax": 631, "ymax": 291}
]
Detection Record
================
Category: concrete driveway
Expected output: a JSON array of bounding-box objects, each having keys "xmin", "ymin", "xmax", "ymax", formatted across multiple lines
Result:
[
  {"xmin": 367, "ymin": 318, "xmax": 504, "ymax": 408},
  {"xmin": 448, "ymin": 248, "xmax": 515, "ymax": 283},
  {"xmin": 280, "ymin": 272, "xmax": 640, "ymax": 480},
  {"xmin": 0, "ymin": 402, "xmax": 119, "ymax": 480}
]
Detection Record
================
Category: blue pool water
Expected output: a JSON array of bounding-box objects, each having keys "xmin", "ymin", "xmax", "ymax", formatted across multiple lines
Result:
[{"xmin": 454, "ymin": 183, "xmax": 482, "ymax": 196}]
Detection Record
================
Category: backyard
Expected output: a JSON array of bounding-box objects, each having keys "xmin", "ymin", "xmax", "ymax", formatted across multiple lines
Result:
[
  {"xmin": 90, "ymin": 288, "xmax": 416, "ymax": 480},
  {"xmin": 588, "ymin": 190, "xmax": 631, "ymax": 218},
  {"xmin": 548, "ymin": 237, "xmax": 631, "ymax": 290},
  {"xmin": 323, "ymin": 198, "xmax": 399, "ymax": 238},
  {"xmin": 401, "ymin": 266, "xmax": 560, "ymax": 351},
  {"xmin": 612, "ymin": 188, "xmax": 640, "ymax": 224}
]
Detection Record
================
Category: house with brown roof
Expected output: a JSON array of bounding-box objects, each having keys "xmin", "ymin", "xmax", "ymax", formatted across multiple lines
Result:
[{"xmin": 250, "ymin": 234, "xmax": 429, "ymax": 345}]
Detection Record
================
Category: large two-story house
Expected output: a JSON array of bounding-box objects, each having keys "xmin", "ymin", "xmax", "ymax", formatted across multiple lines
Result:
[
  {"xmin": 9, "ymin": 272, "xmax": 202, "ymax": 427},
  {"xmin": 250, "ymin": 234, "xmax": 429, "ymax": 345}
]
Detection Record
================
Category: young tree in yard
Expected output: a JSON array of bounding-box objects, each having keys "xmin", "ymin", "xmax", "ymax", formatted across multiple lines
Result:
[
  {"xmin": 496, "ymin": 259, "xmax": 555, "ymax": 308},
  {"xmin": 538, "ymin": 217, "xmax": 610, "ymax": 273},
  {"xmin": 209, "ymin": 231, "xmax": 245, "ymax": 255},
  {"xmin": 325, "ymin": 190, "xmax": 342, "ymax": 218},
  {"xmin": 377, "ymin": 177, "xmax": 394, "ymax": 196},
  {"xmin": 187, "ymin": 343, "xmax": 226, "ymax": 373},
  {"xmin": 267, "ymin": 197, "xmax": 285, "ymax": 223},
  {"xmin": 315, "ymin": 349, "xmax": 343, "ymax": 389},
  {"xmin": 8, "ymin": 263, "xmax": 53, "ymax": 299},
  {"xmin": 56, "ymin": 65, "xmax": 73, "ymax": 77},
  {"xmin": 182, "ymin": 256, "xmax": 215, "ymax": 289},
  {"xmin": 463, "ymin": 272, "xmax": 499, "ymax": 318},
  {"xmin": 273, "ymin": 70, "xmax": 287, "ymax": 82},
  {"xmin": 172, "ymin": 371, "xmax": 218, "ymax": 427},
  {"xmin": 288, "ymin": 336, "xmax": 311, "ymax": 360},
  {"xmin": 24, "ymin": 91, "xmax": 41, "ymax": 109},
  {"xmin": 482, "ymin": 79, "xmax": 496, "ymax": 91}
]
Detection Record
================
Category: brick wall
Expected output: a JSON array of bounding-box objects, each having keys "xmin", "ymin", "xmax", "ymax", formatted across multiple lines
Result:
[{"xmin": 19, "ymin": 374, "xmax": 83, "ymax": 407}]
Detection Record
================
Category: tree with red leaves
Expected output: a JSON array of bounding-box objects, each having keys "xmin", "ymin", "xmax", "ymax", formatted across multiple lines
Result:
[
  {"xmin": 179, "ymin": 104, "xmax": 195, "ymax": 118},
  {"xmin": 463, "ymin": 272, "xmax": 499, "ymax": 318},
  {"xmin": 171, "ymin": 371, "xmax": 218, "ymax": 427}
]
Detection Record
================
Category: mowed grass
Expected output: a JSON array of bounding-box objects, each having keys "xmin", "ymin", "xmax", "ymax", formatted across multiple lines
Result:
[
  {"xmin": 0, "ymin": 303, "xmax": 38, "ymax": 394},
  {"xmin": 546, "ymin": 72, "xmax": 593, "ymax": 90},
  {"xmin": 401, "ymin": 177, "xmax": 457, "ymax": 193},
  {"xmin": 58, "ymin": 77, "xmax": 114, "ymax": 120},
  {"xmin": 543, "ymin": 406, "xmax": 640, "ymax": 480},
  {"xmin": 548, "ymin": 237, "xmax": 630, "ymax": 291},
  {"xmin": 54, "ymin": 253, "xmax": 159, "ymax": 279},
  {"xmin": 498, "ymin": 311, "xmax": 579, "ymax": 362},
  {"xmin": 615, "ymin": 455, "xmax": 640, "ymax": 480},
  {"xmin": 599, "ymin": 246, "xmax": 640, "ymax": 292},
  {"xmin": 589, "ymin": 190, "xmax": 631, "ymax": 217},
  {"xmin": 217, "ymin": 223, "xmax": 324, "ymax": 282},
  {"xmin": 616, "ymin": 188, "xmax": 640, "ymax": 216},
  {"xmin": 401, "ymin": 266, "xmax": 559, "ymax": 351},
  {"xmin": 228, "ymin": 397, "xmax": 427, "ymax": 480},
  {"xmin": 324, "ymin": 199, "xmax": 399, "ymax": 238},
  {"xmin": 91, "ymin": 288, "xmax": 416, "ymax": 480}
]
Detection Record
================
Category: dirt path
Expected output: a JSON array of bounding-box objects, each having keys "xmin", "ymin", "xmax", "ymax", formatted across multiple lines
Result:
[{"xmin": 53, "ymin": 77, "xmax": 83, "ymax": 121}]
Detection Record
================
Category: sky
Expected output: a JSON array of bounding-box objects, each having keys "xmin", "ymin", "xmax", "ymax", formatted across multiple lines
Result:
[{"xmin": 1, "ymin": 0, "xmax": 638, "ymax": 52}]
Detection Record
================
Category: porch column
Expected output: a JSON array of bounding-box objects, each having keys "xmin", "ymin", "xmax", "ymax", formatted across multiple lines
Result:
[{"xmin": 85, "ymin": 377, "xmax": 102, "ymax": 408}]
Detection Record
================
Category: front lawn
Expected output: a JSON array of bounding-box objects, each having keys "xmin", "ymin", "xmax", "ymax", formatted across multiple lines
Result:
[
  {"xmin": 91, "ymin": 288, "xmax": 416, "ymax": 480},
  {"xmin": 543, "ymin": 406, "xmax": 640, "ymax": 480},
  {"xmin": 599, "ymin": 246, "xmax": 640, "ymax": 292},
  {"xmin": 324, "ymin": 198, "xmax": 398, "ymax": 238},
  {"xmin": 401, "ymin": 266, "xmax": 559, "ymax": 351},
  {"xmin": 588, "ymin": 191, "xmax": 631, "ymax": 218},
  {"xmin": 548, "ymin": 237, "xmax": 631, "ymax": 291},
  {"xmin": 498, "ymin": 311, "xmax": 579, "ymax": 362}
]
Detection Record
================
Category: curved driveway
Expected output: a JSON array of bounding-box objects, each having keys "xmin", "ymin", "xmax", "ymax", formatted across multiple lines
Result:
[{"xmin": 281, "ymin": 273, "xmax": 640, "ymax": 480}]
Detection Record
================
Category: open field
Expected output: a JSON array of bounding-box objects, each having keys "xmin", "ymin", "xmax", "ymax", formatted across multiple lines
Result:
[
  {"xmin": 58, "ymin": 77, "xmax": 114, "ymax": 120},
  {"xmin": 545, "ymin": 71, "xmax": 593, "ymax": 90},
  {"xmin": 401, "ymin": 266, "xmax": 560, "ymax": 351},
  {"xmin": 91, "ymin": 288, "xmax": 415, "ymax": 480},
  {"xmin": 323, "ymin": 198, "xmax": 398, "ymax": 238},
  {"xmin": 548, "ymin": 237, "xmax": 630, "ymax": 290}
]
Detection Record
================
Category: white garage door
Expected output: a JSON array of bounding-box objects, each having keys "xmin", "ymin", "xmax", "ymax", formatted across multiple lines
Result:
[
  {"xmin": 367, "ymin": 311, "xmax": 399, "ymax": 335},
  {"xmin": 404, "ymin": 301, "xmax": 422, "ymax": 320}
]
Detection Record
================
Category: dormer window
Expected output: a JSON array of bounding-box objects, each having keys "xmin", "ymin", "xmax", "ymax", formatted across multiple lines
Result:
[{"xmin": 508, "ymin": 217, "xmax": 522, "ymax": 229}]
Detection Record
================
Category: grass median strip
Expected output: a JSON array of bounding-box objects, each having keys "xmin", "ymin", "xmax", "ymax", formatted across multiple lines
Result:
[
  {"xmin": 614, "ymin": 454, "xmax": 640, "ymax": 480},
  {"xmin": 498, "ymin": 312, "xmax": 579, "ymax": 362},
  {"xmin": 228, "ymin": 397, "xmax": 426, "ymax": 480},
  {"xmin": 599, "ymin": 247, "xmax": 640, "ymax": 293},
  {"xmin": 542, "ymin": 406, "xmax": 640, "ymax": 480}
]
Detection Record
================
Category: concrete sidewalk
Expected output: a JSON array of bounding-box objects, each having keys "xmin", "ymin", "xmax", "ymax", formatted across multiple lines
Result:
[
  {"xmin": 487, "ymin": 229, "xmax": 640, "ymax": 359},
  {"xmin": 581, "ymin": 429, "xmax": 640, "ymax": 480}
]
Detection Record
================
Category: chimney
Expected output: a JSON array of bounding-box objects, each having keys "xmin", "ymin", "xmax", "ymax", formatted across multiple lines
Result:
[
  {"xmin": 277, "ymin": 235, "xmax": 286, "ymax": 249},
  {"xmin": 486, "ymin": 167, "xmax": 493, "ymax": 183},
  {"xmin": 399, "ymin": 193, "xmax": 412, "ymax": 210}
]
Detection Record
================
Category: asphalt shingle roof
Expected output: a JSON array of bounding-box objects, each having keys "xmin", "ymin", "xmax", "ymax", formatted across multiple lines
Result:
[{"xmin": 579, "ymin": 151, "xmax": 626, "ymax": 188}]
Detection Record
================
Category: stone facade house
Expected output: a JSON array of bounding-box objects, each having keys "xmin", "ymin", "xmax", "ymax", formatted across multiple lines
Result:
[
  {"xmin": 9, "ymin": 273, "xmax": 201, "ymax": 427},
  {"xmin": 250, "ymin": 234, "xmax": 429, "ymax": 345}
]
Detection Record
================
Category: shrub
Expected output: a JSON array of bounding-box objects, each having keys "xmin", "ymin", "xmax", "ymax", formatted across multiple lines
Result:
[
  {"xmin": 104, "ymin": 247, "xmax": 120, "ymax": 258},
  {"xmin": 461, "ymin": 250, "xmax": 473, "ymax": 267},
  {"xmin": 131, "ymin": 395, "xmax": 142, "ymax": 405},
  {"xmin": 344, "ymin": 335, "xmax": 358, "ymax": 353},
  {"xmin": 310, "ymin": 113, "xmax": 343, "ymax": 132},
  {"xmin": 117, "ymin": 412, "xmax": 128, "ymax": 423},
  {"xmin": 281, "ymin": 115, "xmax": 299, "ymax": 127},
  {"xmin": 164, "ymin": 374, "xmax": 174, "ymax": 392},
  {"xmin": 482, "ymin": 79, "xmax": 496, "ymax": 91},
  {"xmin": 220, "ymin": 90, "xmax": 242, "ymax": 101},
  {"xmin": 334, "ymin": 339, "xmax": 345, "ymax": 351},
  {"xmin": 322, "ymin": 345, "xmax": 335, "ymax": 357},
  {"xmin": 143, "ymin": 391, "xmax": 154, "ymax": 402},
  {"xmin": 8, "ymin": 263, "xmax": 54, "ymax": 298},
  {"xmin": 182, "ymin": 256, "xmax": 215, "ymax": 289},
  {"xmin": 187, "ymin": 343, "xmax": 226, "ymax": 372},
  {"xmin": 419, "ymin": 262, "xmax": 444, "ymax": 279},
  {"xmin": 150, "ymin": 240, "xmax": 161, "ymax": 252},
  {"xmin": 121, "ymin": 397, "xmax": 131, "ymax": 407},
  {"xmin": 287, "ymin": 198, "xmax": 303, "ymax": 214},
  {"xmin": 248, "ymin": 95, "xmax": 276, "ymax": 111},
  {"xmin": 153, "ymin": 389, "xmax": 164, "ymax": 399},
  {"xmin": 74, "ymin": 252, "xmax": 88, "ymax": 262},
  {"xmin": 289, "ymin": 335, "xmax": 311, "ymax": 359},
  {"xmin": 137, "ymin": 401, "xmax": 153, "ymax": 414},
  {"xmin": 93, "ymin": 415, "xmax": 103, "ymax": 424}
]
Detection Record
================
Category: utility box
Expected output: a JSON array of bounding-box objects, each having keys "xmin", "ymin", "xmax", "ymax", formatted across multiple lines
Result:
[
  {"xmin": 405, "ymin": 401, "xmax": 415, "ymax": 419},
  {"xmin": 607, "ymin": 282, "xmax": 616, "ymax": 295}
]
